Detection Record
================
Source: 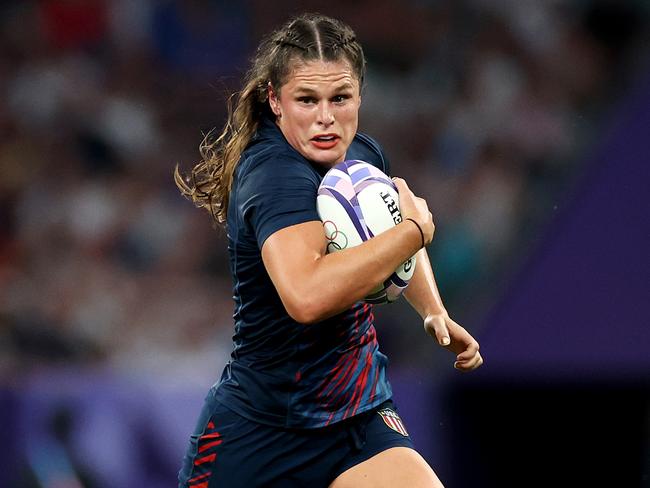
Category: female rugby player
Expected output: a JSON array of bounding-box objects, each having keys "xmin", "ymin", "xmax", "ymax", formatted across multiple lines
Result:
[{"xmin": 175, "ymin": 13, "xmax": 482, "ymax": 488}]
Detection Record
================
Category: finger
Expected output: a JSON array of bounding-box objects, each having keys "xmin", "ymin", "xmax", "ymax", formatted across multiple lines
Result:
[
  {"xmin": 433, "ymin": 318, "xmax": 451, "ymax": 347},
  {"xmin": 456, "ymin": 341, "xmax": 479, "ymax": 362},
  {"xmin": 454, "ymin": 358, "xmax": 480, "ymax": 372},
  {"xmin": 455, "ymin": 352, "xmax": 483, "ymax": 372},
  {"xmin": 424, "ymin": 316, "xmax": 450, "ymax": 346},
  {"xmin": 455, "ymin": 355, "xmax": 480, "ymax": 370},
  {"xmin": 391, "ymin": 177, "xmax": 411, "ymax": 194}
]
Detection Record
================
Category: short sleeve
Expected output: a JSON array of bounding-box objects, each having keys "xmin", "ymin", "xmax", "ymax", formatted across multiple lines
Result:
[{"xmin": 237, "ymin": 153, "xmax": 320, "ymax": 248}]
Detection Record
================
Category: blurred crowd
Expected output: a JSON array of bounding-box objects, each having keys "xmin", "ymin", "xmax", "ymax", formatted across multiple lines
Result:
[{"xmin": 1, "ymin": 0, "xmax": 648, "ymax": 380}]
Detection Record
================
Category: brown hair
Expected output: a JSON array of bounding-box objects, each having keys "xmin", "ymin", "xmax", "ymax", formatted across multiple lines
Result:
[{"xmin": 174, "ymin": 13, "xmax": 366, "ymax": 224}]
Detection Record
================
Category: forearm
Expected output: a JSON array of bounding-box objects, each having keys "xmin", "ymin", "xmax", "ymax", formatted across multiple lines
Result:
[
  {"xmin": 263, "ymin": 219, "xmax": 424, "ymax": 323},
  {"xmin": 312, "ymin": 220, "xmax": 423, "ymax": 308},
  {"xmin": 404, "ymin": 247, "xmax": 484, "ymax": 371},
  {"xmin": 403, "ymin": 247, "xmax": 447, "ymax": 319}
]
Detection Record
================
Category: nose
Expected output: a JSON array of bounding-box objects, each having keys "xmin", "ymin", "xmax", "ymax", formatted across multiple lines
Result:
[{"xmin": 317, "ymin": 102, "xmax": 335, "ymax": 127}]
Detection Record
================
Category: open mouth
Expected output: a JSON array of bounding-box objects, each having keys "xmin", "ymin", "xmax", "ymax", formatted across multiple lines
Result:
[{"xmin": 311, "ymin": 134, "xmax": 339, "ymax": 149}]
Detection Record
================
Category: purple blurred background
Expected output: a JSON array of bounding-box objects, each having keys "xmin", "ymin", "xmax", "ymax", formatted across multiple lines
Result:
[{"xmin": 1, "ymin": 1, "xmax": 648, "ymax": 487}]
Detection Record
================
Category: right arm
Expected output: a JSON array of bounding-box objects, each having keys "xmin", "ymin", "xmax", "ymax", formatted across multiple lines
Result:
[{"xmin": 261, "ymin": 178, "xmax": 433, "ymax": 324}]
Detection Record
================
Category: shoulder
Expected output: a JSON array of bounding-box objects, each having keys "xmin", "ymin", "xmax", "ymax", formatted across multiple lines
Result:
[
  {"xmin": 233, "ymin": 141, "xmax": 320, "ymax": 220},
  {"xmin": 232, "ymin": 141, "xmax": 321, "ymax": 246},
  {"xmin": 348, "ymin": 132, "xmax": 391, "ymax": 175},
  {"xmin": 238, "ymin": 141, "xmax": 318, "ymax": 186}
]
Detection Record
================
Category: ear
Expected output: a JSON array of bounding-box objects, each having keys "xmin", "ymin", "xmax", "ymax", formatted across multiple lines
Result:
[{"xmin": 268, "ymin": 83, "xmax": 281, "ymax": 117}]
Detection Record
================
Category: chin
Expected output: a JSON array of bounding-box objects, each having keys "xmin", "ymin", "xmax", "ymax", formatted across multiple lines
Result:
[{"xmin": 309, "ymin": 152, "xmax": 343, "ymax": 166}]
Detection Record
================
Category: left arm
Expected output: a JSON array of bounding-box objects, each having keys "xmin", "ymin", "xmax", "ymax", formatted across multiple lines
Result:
[{"xmin": 403, "ymin": 248, "xmax": 483, "ymax": 372}]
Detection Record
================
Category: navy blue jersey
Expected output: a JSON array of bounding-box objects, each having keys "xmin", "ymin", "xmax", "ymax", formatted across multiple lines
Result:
[{"xmin": 214, "ymin": 115, "xmax": 393, "ymax": 428}]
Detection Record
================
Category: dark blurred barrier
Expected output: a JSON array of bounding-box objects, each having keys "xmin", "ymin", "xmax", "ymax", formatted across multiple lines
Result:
[
  {"xmin": 2, "ymin": 369, "xmax": 646, "ymax": 487},
  {"xmin": 444, "ymin": 378, "xmax": 649, "ymax": 487},
  {"xmin": 0, "ymin": 368, "xmax": 435, "ymax": 488},
  {"xmin": 0, "ymin": 369, "xmax": 205, "ymax": 487},
  {"xmin": 442, "ymin": 67, "xmax": 650, "ymax": 487}
]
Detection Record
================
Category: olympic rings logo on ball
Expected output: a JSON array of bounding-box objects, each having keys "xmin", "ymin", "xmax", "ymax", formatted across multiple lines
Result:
[{"xmin": 323, "ymin": 220, "xmax": 348, "ymax": 252}]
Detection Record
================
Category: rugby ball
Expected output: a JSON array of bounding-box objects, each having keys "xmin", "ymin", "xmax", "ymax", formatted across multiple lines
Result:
[{"xmin": 316, "ymin": 160, "xmax": 416, "ymax": 304}]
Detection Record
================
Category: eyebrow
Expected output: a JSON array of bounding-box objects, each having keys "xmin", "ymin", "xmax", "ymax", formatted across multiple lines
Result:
[{"xmin": 293, "ymin": 83, "xmax": 355, "ymax": 95}]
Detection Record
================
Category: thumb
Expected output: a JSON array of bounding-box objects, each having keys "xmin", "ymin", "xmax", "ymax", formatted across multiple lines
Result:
[{"xmin": 424, "ymin": 314, "xmax": 450, "ymax": 346}]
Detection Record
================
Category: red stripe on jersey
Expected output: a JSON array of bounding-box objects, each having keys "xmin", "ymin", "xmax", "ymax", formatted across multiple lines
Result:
[
  {"xmin": 191, "ymin": 482, "xmax": 209, "ymax": 488},
  {"xmin": 355, "ymin": 351, "xmax": 373, "ymax": 414},
  {"xmin": 353, "ymin": 305, "xmax": 361, "ymax": 331},
  {"xmin": 326, "ymin": 411, "xmax": 335, "ymax": 425},
  {"xmin": 345, "ymin": 361, "xmax": 366, "ymax": 417},
  {"xmin": 207, "ymin": 421, "xmax": 215, "ymax": 429},
  {"xmin": 317, "ymin": 343, "xmax": 348, "ymax": 396},
  {"xmin": 317, "ymin": 347, "xmax": 357, "ymax": 399},
  {"xmin": 329, "ymin": 349, "xmax": 359, "ymax": 396},
  {"xmin": 345, "ymin": 349, "xmax": 372, "ymax": 417},
  {"xmin": 321, "ymin": 349, "xmax": 360, "ymax": 409},
  {"xmin": 194, "ymin": 453, "xmax": 216, "ymax": 466},
  {"xmin": 369, "ymin": 366, "xmax": 380, "ymax": 400},
  {"xmin": 367, "ymin": 303, "xmax": 375, "ymax": 323},
  {"xmin": 316, "ymin": 303, "xmax": 378, "ymax": 424}
]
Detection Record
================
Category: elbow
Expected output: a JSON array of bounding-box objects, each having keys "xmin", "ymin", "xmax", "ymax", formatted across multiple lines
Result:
[
  {"xmin": 284, "ymin": 301, "xmax": 323, "ymax": 325},
  {"xmin": 283, "ymin": 293, "xmax": 332, "ymax": 325}
]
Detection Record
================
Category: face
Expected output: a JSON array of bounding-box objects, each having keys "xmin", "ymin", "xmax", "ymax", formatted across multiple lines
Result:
[{"xmin": 268, "ymin": 59, "xmax": 361, "ymax": 167}]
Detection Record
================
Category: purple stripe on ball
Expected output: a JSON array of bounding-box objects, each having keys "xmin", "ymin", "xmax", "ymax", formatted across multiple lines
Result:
[
  {"xmin": 349, "ymin": 166, "xmax": 372, "ymax": 185},
  {"xmin": 326, "ymin": 188, "xmax": 370, "ymax": 241},
  {"xmin": 353, "ymin": 177, "xmax": 396, "ymax": 194}
]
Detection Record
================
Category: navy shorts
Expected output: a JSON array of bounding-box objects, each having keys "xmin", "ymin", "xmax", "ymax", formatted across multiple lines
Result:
[{"xmin": 178, "ymin": 389, "xmax": 414, "ymax": 487}]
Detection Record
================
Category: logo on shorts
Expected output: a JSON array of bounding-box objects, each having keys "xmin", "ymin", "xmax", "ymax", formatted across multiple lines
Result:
[{"xmin": 377, "ymin": 408, "xmax": 409, "ymax": 437}]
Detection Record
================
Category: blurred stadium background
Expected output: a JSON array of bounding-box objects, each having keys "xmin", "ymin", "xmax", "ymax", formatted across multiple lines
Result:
[{"xmin": 0, "ymin": 1, "xmax": 648, "ymax": 486}]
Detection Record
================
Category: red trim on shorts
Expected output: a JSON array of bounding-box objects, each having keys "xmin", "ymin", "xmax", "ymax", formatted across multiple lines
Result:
[
  {"xmin": 188, "ymin": 472, "xmax": 211, "ymax": 484},
  {"xmin": 186, "ymin": 418, "xmax": 221, "ymax": 486},
  {"xmin": 199, "ymin": 439, "xmax": 223, "ymax": 453},
  {"xmin": 199, "ymin": 432, "xmax": 222, "ymax": 440},
  {"xmin": 194, "ymin": 453, "xmax": 217, "ymax": 466}
]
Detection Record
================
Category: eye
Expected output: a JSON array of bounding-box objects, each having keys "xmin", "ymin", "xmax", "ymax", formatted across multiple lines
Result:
[
  {"xmin": 332, "ymin": 94, "xmax": 351, "ymax": 103},
  {"xmin": 297, "ymin": 96, "xmax": 316, "ymax": 104}
]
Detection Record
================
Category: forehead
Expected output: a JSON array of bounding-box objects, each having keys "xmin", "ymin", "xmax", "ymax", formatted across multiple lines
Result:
[{"xmin": 282, "ymin": 59, "xmax": 359, "ymax": 91}]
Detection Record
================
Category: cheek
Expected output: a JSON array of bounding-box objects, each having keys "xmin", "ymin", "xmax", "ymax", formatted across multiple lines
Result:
[
  {"xmin": 287, "ymin": 108, "xmax": 311, "ymax": 130},
  {"xmin": 341, "ymin": 107, "xmax": 359, "ymax": 131},
  {"xmin": 280, "ymin": 109, "xmax": 305, "ymax": 139}
]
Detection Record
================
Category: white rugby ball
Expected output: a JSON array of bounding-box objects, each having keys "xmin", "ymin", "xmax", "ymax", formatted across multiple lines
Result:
[{"xmin": 316, "ymin": 160, "xmax": 416, "ymax": 304}]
